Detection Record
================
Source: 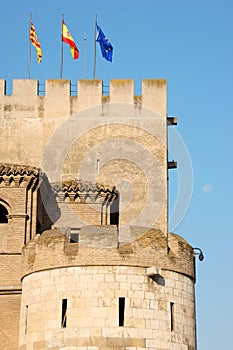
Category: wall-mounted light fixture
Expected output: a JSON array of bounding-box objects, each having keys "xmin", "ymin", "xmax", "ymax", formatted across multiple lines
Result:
[{"xmin": 193, "ymin": 247, "xmax": 204, "ymax": 261}]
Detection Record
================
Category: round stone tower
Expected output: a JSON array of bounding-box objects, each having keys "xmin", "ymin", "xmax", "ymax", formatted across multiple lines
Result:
[{"xmin": 18, "ymin": 228, "xmax": 196, "ymax": 350}]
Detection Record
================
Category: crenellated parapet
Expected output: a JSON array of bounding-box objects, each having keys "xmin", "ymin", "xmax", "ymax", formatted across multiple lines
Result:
[
  {"xmin": 21, "ymin": 228, "xmax": 195, "ymax": 281},
  {"xmin": 0, "ymin": 78, "xmax": 167, "ymax": 118}
]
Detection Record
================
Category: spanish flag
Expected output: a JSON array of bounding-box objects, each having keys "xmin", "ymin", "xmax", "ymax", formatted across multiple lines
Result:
[
  {"xmin": 30, "ymin": 21, "xmax": 42, "ymax": 63},
  {"xmin": 62, "ymin": 20, "xmax": 79, "ymax": 59}
]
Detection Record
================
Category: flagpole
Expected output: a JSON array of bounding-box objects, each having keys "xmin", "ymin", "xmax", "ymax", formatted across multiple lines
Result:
[
  {"xmin": 83, "ymin": 33, "xmax": 87, "ymax": 79},
  {"xmin": 93, "ymin": 15, "xmax": 97, "ymax": 79},
  {"xmin": 60, "ymin": 14, "xmax": 64, "ymax": 79},
  {"xmin": 28, "ymin": 13, "xmax": 32, "ymax": 79}
]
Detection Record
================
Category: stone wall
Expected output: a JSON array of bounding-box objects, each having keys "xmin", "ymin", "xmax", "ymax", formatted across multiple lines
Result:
[
  {"xmin": 19, "ymin": 229, "xmax": 196, "ymax": 350},
  {"xmin": 0, "ymin": 294, "xmax": 21, "ymax": 350},
  {"xmin": 0, "ymin": 79, "xmax": 168, "ymax": 236}
]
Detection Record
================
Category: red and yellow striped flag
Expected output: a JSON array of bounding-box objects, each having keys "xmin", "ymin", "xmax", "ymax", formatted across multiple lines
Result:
[
  {"xmin": 30, "ymin": 21, "xmax": 42, "ymax": 63},
  {"xmin": 62, "ymin": 20, "xmax": 79, "ymax": 60}
]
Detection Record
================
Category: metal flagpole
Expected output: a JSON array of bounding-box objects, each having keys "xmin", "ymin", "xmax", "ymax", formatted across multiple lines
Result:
[
  {"xmin": 28, "ymin": 13, "xmax": 32, "ymax": 79},
  {"xmin": 60, "ymin": 14, "xmax": 64, "ymax": 79},
  {"xmin": 93, "ymin": 15, "xmax": 97, "ymax": 79},
  {"xmin": 84, "ymin": 33, "xmax": 87, "ymax": 79}
]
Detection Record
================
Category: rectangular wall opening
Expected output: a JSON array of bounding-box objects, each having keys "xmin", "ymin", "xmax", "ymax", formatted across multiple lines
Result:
[
  {"xmin": 25, "ymin": 305, "xmax": 28, "ymax": 334},
  {"xmin": 170, "ymin": 302, "xmax": 174, "ymax": 331},
  {"xmin": 119, "ymin": 297, "xmax": 125, "ymax": 326},
  {"xmin": 110, "ymin": 196, "xmax": 119, "ymax": 226},
  {"xmin": 61, "ymin": 299, "xmax": 67, "ymax": 328},
  {"xmin": 69, "ymin": 228, "xmax": 80, "ymax": 243},
  {"xmin": 70, "ymin": 233, "xmax": 79, "ymax": 243}
]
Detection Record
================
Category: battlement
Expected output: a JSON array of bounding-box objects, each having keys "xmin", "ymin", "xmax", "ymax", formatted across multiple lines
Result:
[
  {"xmin": 21, "ymin": 228, "xmax": 195, "ymax": 281},
  {"xmin": 0, "ymin": 78, "xmax": 166, "ymax": 118}
]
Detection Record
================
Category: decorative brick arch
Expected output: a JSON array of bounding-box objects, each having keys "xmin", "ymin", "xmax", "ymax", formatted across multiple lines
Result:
[{"xmin": 0, "ymin": 199, "xmax": 10, "ymax": 223}]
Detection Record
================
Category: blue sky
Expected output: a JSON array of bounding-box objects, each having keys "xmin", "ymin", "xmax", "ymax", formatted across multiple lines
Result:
[{"xmin": 1, "ymin": 1, "xmax": 233, "ymax": 349}]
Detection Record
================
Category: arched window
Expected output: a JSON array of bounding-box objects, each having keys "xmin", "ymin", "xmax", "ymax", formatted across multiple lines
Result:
[
  {"xmin": 110, "ymin": 194, "xmax": 119, "ymax": 226},
  {"xmin": 0, "ymin": 203, "xmax": 8, "ymax": 223}
]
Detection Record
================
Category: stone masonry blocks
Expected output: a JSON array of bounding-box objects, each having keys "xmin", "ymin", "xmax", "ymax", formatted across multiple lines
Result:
[{"xmin": 19, "ymin": 265, "xmax": 196, "ymax": 350}]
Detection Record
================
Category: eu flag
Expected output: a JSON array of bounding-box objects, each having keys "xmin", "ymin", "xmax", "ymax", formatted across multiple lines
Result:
[{"xmin": 96, "ymin": 24, "xmax": 113, "ymax": 62}]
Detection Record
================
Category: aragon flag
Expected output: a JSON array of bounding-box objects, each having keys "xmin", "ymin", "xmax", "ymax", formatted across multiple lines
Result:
[
  {"xmin": 30, "ymin": 21, "xmax": 42, "ymax": 63},
  {"xmin": 62, "ymin": 20, "xmax": 79, "ymax": 59}
]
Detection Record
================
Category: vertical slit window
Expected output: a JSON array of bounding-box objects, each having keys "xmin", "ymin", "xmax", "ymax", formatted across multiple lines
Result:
[
  {"xmin": 96, "ymin": 159, "xmax": 100, "ymax": 175},
  {"xmin": 61, "ymin": 299, "xmax": 67, "ymax": 328},
  {"xmin": 170, "ymin": 302, "xmax": 174, "ymax": 331},
  {"xmin": 119, "ymin": 297, "xmax": 125, "ymax": 327},
  {"xmin": 25, "ymin": 305, "xmax": 28, "ymax": 334}
]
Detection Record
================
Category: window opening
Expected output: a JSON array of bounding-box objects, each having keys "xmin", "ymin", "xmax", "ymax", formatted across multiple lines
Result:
[
  {"xmin": 119, "ymin": 297, "xmax": 125, "ymax": 326},
  {"xmin": 69, "ymin": 228, "xmax": 80, "ymax": 243},
  {"xmin": 70, "ymin": 233, "xmax": 79, "ymax": 243},
  {"xmin": 0, "ymin": 204, "xmax": 8, "ymax": 223},
  {"xmin": 170, "ymin": 302, "xmax": 174, "ymax": 331},
  {"xmin": 25, "ymin": 305, "xmax": 28, "ymax": 334},
  {"xmin": 110, "ymin": 194, "xmax": 119, "ymax": 226},
  {"xmin": 61, "ymin": 299, "xmax": 67, "ymax": 328},
  {"xmin": 96, "ymin": 159, "xmax": 100, "ymax": 175}
]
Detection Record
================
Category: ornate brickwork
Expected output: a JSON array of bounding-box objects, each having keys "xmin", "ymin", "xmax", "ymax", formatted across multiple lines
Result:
[{"xmin": 52, "ymin": 180, "xmax": 118, "ymax": 204}]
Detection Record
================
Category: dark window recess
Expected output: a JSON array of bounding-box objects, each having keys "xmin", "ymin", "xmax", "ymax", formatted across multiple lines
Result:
[
  {"xmin": 170, "ymin": 302, "xmax": 174, "ymax": 331},
  {"xmin": 0, "ymin": 204, "xmax": 8, "ymax": 223},
  {"xmin": 36, "ymin": 219, "xmax": 42, "ymax": 234},
  {"xmin": 25, "ymin": 305, "xmax": 28, "ymax": 334},
  {"xmin": 69, "ymin": 228, "xmax": 80, "ymax": 243},
  {"xmin": 61, "ymin": 299, "xmax": 67, "ymax": 328},
  {"xmin": 110, "ymin": 195, "xmax": 119, "ymax": 226},
  {"xmin": 70, "ymin": 233, "xmax": 79, "ymax": 243},
  {"xmin": 119, "ymin": 297, "xmax": 125, "ymax": 326}
]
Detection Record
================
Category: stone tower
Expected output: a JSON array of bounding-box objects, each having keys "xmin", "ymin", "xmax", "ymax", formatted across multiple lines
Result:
[{"xmin": 0, "ymin": 79, "xmax": 197, "ymax": 350}]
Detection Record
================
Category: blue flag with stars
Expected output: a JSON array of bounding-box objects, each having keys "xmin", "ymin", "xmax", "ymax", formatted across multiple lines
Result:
[{"xmin": 96, "ymin": 24, "xmax": 113, "ymax": 62}]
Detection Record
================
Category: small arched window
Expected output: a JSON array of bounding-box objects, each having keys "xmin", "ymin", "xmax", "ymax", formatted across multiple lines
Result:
[
  {"xmin": 0, "ymin": 204, "xmax": 8, "ymax": 223},
  {"xmin": 110, "ymin": 193, "xmax": 119, "ymax": 226}
]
